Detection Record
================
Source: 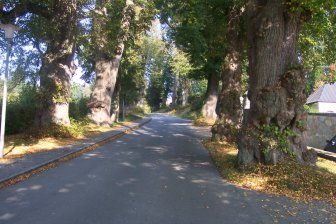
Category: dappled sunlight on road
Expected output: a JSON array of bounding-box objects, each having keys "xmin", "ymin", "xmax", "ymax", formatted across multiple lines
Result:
[
  {"xmin": 120, "ymin": 162, "xmax": 137, "ymax": 168},
  {"xmin": 58, "ymin": 188, "xmax": 70, "ymax": 193},
  {"xmin": 0, "ymin": 213, "xmax": 15, "ymax": 221},
  {"xmin": 1, "ymin": 115, "xmax": 332, "ymax": 223},
  {"xmin": 144, "ymin": 146, "xmax": 168, "ymax": 154},
  {"xmin": 0, "ymin": 116, "xmax": 256, "ymax": 223},
  {"xmin": 168, "ymin": 123, "xmax": 190, "ymax": 126},
  {"xmin": 172, "ymin": 133, "xmax": 186, "ymax": 137}
]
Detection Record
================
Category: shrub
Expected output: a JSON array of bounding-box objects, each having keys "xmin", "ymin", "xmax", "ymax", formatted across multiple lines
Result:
[
  {"xmin": 4, "ymin": 85, "xmax": 38, "ymax": 134},
  {"xmin": 189, "ymin": 94, "xmax": 205, "ymax": 112},
  {"xmin": 2, "ymin": 84, "xmax": 90, "ymax": 135},
  {"xmin": 69, "ymin": 97, "xmax": 89, "ymax": 120}
]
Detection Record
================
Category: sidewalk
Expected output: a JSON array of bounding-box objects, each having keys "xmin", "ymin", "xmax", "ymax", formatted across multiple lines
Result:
[{"xmin": 0, "ymin": 117, "xmax": 151, "ymax": 186}]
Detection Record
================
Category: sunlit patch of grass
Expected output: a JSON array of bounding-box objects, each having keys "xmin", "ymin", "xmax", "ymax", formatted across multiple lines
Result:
[
  {"xmin": 193, "ymin": 117, "xmax": 216, "ymax": 126},
  {"xmin": 122, "ymin": 113, "xmax": 144, "ymax": 123},
  {"xmin": 1, "ymin": 116, "xmax": 142, "ymax": 162},
  {"xmin": 317, "ymin": 158, "xmax": 336, "ymax": 174},
  {"xmin": 204, "ymin": 140, "xmax": 336, "ymax": 206},
  {"xmin": 165, "ymin": 105, "xmax": 215, "ymax": 127},
  {"xmin": 167, "ymin": 105, "xmax": 196, "ymax": 119}
]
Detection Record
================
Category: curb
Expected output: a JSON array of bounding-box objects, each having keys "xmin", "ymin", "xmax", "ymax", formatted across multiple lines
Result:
[
  {"xmin": 308, "ymin": 146, "xmax": 336, "ymax": 162},
  {"xmin": 0, "ymin": 118, "xmax": 152, "ymax": 189}
]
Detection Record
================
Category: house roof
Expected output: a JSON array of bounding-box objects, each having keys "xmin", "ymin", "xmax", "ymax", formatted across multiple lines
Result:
[{"xmin": 307, "ymin": 83, "xmax": 336, "ymax": 104}]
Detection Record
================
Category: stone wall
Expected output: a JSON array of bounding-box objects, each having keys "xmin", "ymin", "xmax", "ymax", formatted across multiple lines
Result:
[{"xmin": 306, "ymin": 113, "xmax": 336, "ymax": 149}]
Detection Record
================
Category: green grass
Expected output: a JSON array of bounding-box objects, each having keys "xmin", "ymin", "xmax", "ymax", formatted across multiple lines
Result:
[{"xmin": 317, "ymin": 158, "xmax": 336, "ymax": 174}]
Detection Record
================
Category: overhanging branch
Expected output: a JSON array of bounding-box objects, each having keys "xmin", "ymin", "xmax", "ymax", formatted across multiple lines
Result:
[{"xmin": 0, "ymin": 1, "xmax": 50, "ymax": 23}]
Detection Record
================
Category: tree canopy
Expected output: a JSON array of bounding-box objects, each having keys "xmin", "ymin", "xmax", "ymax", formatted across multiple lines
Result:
[{"xmin": 0, "ymin": 0, "xmax": 336, "ymax": 165}]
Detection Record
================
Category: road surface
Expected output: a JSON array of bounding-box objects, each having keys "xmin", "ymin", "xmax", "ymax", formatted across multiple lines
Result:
[{"xmin": 0, "ymin": 114, "xmax": 334, "ymax": 223}]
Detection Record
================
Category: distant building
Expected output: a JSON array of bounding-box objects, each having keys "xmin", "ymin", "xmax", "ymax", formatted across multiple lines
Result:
[{"xmin": 307, "ymin": 83, "xmax": 336, "ymax": 113}]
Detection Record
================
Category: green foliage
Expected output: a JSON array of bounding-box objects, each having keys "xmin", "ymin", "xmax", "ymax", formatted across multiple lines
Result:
[
  {"xmin": 299, "ymin": 3, "xmax": 336, "ymax": 93},
  {"xmin": 187, "ymin": 79, "xmax": 208, "ymax": 111},
  {"xmin": 156, "ymin": 0, "xmax": 236, "ymax": 79},
  {"xmin": 5, "ymin": 85, "xmax": 38, "ymax": 135},
  {"xmin": 69, "ymin": 97, "xmax": 89, "ymax": 120},
  {"xmin": 69, "ymin": 83, "xmax": 90, "ymax": 120},
  {"xmin": 189, "ymin": 94, "xmax": 204, "ymax": 112},
  {"xmin": 66, "ymin": 118, "xmax": 91, "ymax": 138},
  {"xmin": 258, "ymin": 124, "xmax": 296, "ymax": 157},
  {"xmin": 146, "ymin": 67, "xmax": 166, "ymax": 110},
  {"xmin": 3, "ymin": 83, "xmax": 91, "ymax": 135},
  {"xmin": 128, "ymin": 104, "xmax": 151, "ymax": 115},
  {"xmin": 320, "ymin": 70, "xmax": 336, "ymax": 84},
  {"xmin": 119, "ymin": 34, "xmax": 147, "ymax": 106},
  {"xmin": 295, "ymin": 120, "xmax": 305, "ymax": 130},
  {"xmin": 28, "ymin": 118, "xmax": 91, "ymax": 139},
  {"xmin": 142, "ymin": 27, "xmax": 171, "ymax": 110},
  {"xmin": 170, "ymin": 48, "xmax": 193, "ymax": 78},
  {"xmin": 304, "ymin": 104, "xmax": 319, "ymax": 113}
]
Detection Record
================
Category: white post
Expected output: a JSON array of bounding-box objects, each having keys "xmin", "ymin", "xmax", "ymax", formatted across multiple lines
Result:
[
  {"xmin": 0, "ymin": 23, "xmax": 19, "ymax": 158},
  {"xmin": 0, "ymin": 40, "xmax": 11, "ymax": 158}
]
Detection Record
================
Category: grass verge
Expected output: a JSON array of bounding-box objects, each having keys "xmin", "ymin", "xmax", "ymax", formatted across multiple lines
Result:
[
  {"xmin": 204, "ymin": 140, "xmax": 336, "ymax": 207},
  {"xmin": 164, "ymin": 105, "xmax": 216, "ymax": 126},
  {"xmin": 1, "ymin": 114, "xmax": 143, "ymax": 163},
  {"xmin": 0, "ymin": 117, "xmax": 148, "ymax": 189}
]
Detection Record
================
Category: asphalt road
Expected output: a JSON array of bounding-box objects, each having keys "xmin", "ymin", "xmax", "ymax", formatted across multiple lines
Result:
[{"xmin": 0, "ymin": 114, "xmax": 334, "ymax": 224}]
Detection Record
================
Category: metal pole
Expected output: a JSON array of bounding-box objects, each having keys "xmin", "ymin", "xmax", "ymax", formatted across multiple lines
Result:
[{"xmin": 0, "ymin": 39, "xmax": 11, "ymax": 158}]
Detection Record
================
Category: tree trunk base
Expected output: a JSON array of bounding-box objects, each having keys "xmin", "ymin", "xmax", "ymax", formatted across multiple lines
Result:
[
  {"xmin": 238, "ymin": 0, "xmax": 317, "ymax": 166},
  {"xmin": 88, "ymin": 108, "xmax": 112, "ymax": 127},
  {"xmin": 201, "ymin": 96, "xmax": 218, "ymax": 119},
  {"xmin": 36, "ymin": 103, "xmax": 70, "ymax": 126},
  {"xmin": 211, "ymin": 122, "xmax": 239, "ymax": 143}
]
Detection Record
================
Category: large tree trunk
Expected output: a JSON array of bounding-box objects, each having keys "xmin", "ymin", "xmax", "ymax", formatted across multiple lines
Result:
[
  {"xmin": 111, "ymin": 80, "xmax": 120, "ymax": 123},
  {"xmin": 211, "ymin": 7, "xmax": 243, "ymax": 142},
  {"xmin": 36, "ymin": 0, "xmax": 77, "ymax": 126},
  {"xmin": 136, "ymin": 80, "xmax": 146, "ymax": 108},
  {"xmin": 171, "ymin": 73, "xmax": 179, "ymax": 106},
  {"xmin": 181, "ymin": 79, "xmax": 191, "ymax": 106},
  {"xmin": 238, "ymin": 0, "xmax": 316, "ymax": 165},
  {"xmin": 201, "ymin": 73, "xmax": 219, "ymax": 118},
  {"xmin": 88, "ymin": 0, "xmax": 134, "ymax": 126}
]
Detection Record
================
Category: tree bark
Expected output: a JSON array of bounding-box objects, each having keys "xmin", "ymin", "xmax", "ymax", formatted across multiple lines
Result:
[
  {"xmin": 35, "ymin": 0, "xmax": 77, "ymax": 126},
  {"xmin": 211, "ymin": 6, "xmax": 243, "ymax": 142},
  {"xmin": 88, "ymin": 0, "xmax": 134, "ymax": 126},
  {"xmin": 201, "ymin": 73, "xmax": 219, "ymax": 118},
  {"xmin": 136, "ymin": 83, "xmax": 146, "ymax": 108},
  {"xmin": 238, "ymin": 0, "xmax": 316, "ymax": 165},
  {"xmin": 111, "ymin": 80, "xmax": 120, "ymax": 123},
  {"xmin": 181, "ymin": 79, "xmax": 191, "ymax": 106},
  {"xmin": 171, "ymin": 73, "xmax": 179, "ymax": 107}
]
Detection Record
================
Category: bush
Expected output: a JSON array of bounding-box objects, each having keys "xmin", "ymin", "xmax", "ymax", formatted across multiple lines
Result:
[
  {"xmin": 127, "ymin": 103, "xmax": 151, "ymax": 115},
  {"xmin": 26, "ymin": 118, "xmax": 91, "ymax": 139},
  {"xmin": 189, "ymin": 94, "xmax": 205, "ymax": 112},
  {"xmin": 3, "ymin": 84, "xmax": 90, "ymax": 135},
  {"xmin": 69, "ymin": 97, "xmax": 89, "ymax": 120},
  {"xmin": 4, "ymin": 85, "xmax": 38, "ymax": 134}
]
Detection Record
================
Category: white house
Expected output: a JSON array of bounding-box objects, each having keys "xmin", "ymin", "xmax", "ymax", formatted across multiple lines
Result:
[{"xmin": 306, "ymin": 83, "xmax": 336, "ymax": 113}]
